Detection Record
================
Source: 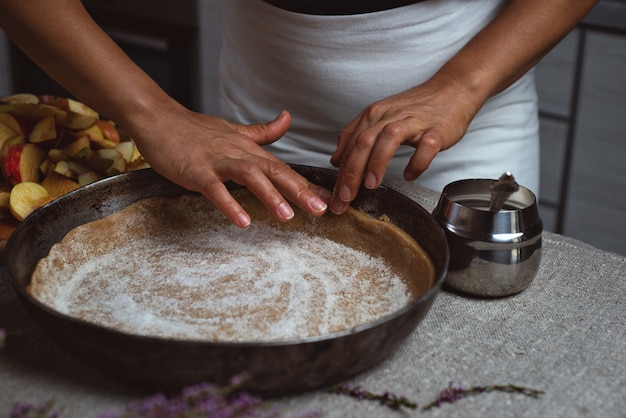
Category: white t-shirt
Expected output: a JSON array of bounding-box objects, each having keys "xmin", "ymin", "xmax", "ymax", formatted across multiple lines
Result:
[{"xmin": 218, "ymin": 0, "xmax": 540, "ymax": 194}]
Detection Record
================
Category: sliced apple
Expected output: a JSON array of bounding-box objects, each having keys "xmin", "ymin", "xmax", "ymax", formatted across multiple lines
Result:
[
  {"xmin": 96, "ymin": 148, "xmax": 123, "ymax": 159},
  {"xmin": 77, "ymin": 170, "xmax": 103, "ymax": 186},
  {"xmin": 28, "ymin": 115, "xmax": 58, "ymax": 148},
  {"xmin": 86, "ymin": 147, "xmax": 124, "ymax": 175},
  {"xmin": 38, "ymin": 95, "xmax": 69, "ymax": 108},
  {"xmin": 95, "ymin": 119, "xmax": 120, "ymax": 144},
  {"xmin": 41, "ymin": 170, "xmax": 80, "ymax": 198},
  {"xmin": 65, "ymin": 98, "xmax": 99, "ymax": 130},
  {"xmin": 106, "ymin": 156, "xmax": 127, "ymax": 176},
  {"xmin": 47, "ymin": 148, "xmax": 67, "ymax": 163},
  {"xmin": 0, "ymin": 113, "xmax": 29, "ymax": 136},
  {"xmin": 2, "ymin": 142, "xmax": 47, "ymax": 185},
  {"xmin": 72, "ymin": 123, "xmax": 116, "ymax": 149},
  {"xmin": 9, "ymin": 181, "xmax": 51, "ymax": 221},
  {"xmin": 1, "ymin": 93, "xmax": 39, "ymax": 105},
  {"xmin": 72, "ymin": 122, "xmax": 103, "ymax": 141},
  {"xmin": 1, "ymin": 136, "xmax": 26, "ymax": 162},
  {"xmin": 63, "ymin": 136, "xmax": 91, "ymax": 160},
  {"xmin": 0, "ymin": 122, "xmax": 20, "ymax": 153},
  {"xmin": 13, "ymin": 103, "xmax": 68, "ymax": 125},
  {"xmin": 128, "ymin": 157, "xmax": 151, "ymax": 171},
  {"xmin": 39, "ymin": 158, "xmax": 54, "ymax": 177},
  {"xmin": 115, "ymin": 141, "xmax": 135, "ymax": 163},
  {"xmin": 67, "ymin": 160, "xmax": 90, "ymax": 175},
  {"xmin": 53, "ymin": 160, "xmax": 73, "ymax": 178},
  {"xmin": 0, "ymin": 115, "xmax": 20, "ymax": 134}
]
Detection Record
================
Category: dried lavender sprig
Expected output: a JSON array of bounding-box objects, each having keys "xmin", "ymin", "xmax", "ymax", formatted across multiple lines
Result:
[
  {"xmin": 0, "ymin": 327, "xmax": 5, "ymax": 350},
  {"xmin": 99, "ymin": 376, "xmax": 319, "ymax": 418},
  {"xmin": 11, "ymin": 398, "xmax": 63, "ymax": 418},
  {"xmin": 328, "ymin": 384, "xmax": 418, "ymax": 411},
  {"xmin": 422, "ymin": 381, "xmax": 545, "ymax": 410}
]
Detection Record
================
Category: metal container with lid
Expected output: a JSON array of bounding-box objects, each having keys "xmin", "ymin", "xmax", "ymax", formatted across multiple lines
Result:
[{"xmin": 432, "ymin": 177, "xmax": 543, "ymax": 297}]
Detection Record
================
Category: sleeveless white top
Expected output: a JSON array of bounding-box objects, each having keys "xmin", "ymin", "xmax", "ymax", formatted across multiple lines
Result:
[{"xmin": 218, "ymin": 0, "xmax": 540, "ymax": 194}]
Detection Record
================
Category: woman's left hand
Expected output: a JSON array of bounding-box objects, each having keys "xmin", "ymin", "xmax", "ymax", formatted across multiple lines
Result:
[{"xmin": 329, "ymin": 75, "xmax": 481, "ymax": 214}]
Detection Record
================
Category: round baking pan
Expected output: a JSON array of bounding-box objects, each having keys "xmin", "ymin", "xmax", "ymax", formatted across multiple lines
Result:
[{"xmin": 4, "ymin": 165, "xmax": 448, "ymax": 396}]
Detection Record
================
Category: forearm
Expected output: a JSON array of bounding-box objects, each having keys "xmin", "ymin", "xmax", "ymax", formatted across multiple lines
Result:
[
  {"xmin": 431, "ymin": 0, "xmax": 598, "ymax": 110},
  {"xmin": 0, "ymin": 0, "xmax": 177, "ymax": 132}
]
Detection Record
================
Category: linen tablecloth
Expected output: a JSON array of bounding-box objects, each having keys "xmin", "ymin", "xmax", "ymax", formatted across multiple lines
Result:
[{"xmin": 1, "ymin": 180, "xmax": 624, "ymax": 417}]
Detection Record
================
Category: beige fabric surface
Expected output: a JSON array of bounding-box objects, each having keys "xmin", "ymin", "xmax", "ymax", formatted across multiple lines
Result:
[{"xmin": 1, "ymin": 180, "xmax": 624, "ymax": 418}]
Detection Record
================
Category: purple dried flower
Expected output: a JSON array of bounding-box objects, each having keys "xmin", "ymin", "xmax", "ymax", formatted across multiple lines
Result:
[
  {"xmin": 98, "ymin": 378, "xmax": 318, "ymax": 418},
  {"xmin": 329, "ymin": 384, "xmax": 417, "ymax": 411},
  {"xmin": 422, "ymin": 381, "xmax": 545, "ymax": 410},
  {"xmin": 11, "ymin": 398, "xmax": 62, "ymax": 418}
]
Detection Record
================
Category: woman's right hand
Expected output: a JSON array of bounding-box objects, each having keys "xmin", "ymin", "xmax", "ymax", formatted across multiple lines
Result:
[{"xmin": 124, "ymin": 103, "xmax": 330, "ymax": 228}]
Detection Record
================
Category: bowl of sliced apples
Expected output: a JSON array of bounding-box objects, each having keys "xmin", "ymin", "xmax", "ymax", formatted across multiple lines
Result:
[{"xmin": 0, "ymin": 93, "xmax": 149, "ymax": 253}]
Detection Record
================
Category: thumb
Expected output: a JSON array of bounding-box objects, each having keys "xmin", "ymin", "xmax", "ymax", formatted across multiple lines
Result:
[{"xmin": 242, "ymin": 110, "xmax": 291, "ymax": 146}]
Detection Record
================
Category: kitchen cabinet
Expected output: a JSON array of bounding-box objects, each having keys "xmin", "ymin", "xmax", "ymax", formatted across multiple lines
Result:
[{"xmin": 535, "ymin": 0, "xmax": 626, "ymax": 255}]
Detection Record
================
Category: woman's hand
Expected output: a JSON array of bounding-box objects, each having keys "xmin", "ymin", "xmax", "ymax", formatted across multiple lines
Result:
[
  {"xmin": 127, "ymin": 105, "xmax": 330, "ymax": 228},
  {"xmin": 329, "ymin": 75, "xmax": 481, "ymax": 214},
  {"xmin": 328, "ymin": 0, "xmax": 598, "ymax": 215}
]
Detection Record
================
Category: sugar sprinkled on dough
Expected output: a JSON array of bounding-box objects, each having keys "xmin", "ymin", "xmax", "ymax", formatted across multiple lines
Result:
[{"xmin": 30, "ymin": 194, "xmax": 415, "ymax": 342}]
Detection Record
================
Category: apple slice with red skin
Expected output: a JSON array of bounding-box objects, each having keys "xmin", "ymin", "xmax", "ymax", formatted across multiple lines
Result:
[
  {"xmin": 2, "ymin": 142, "xmax": 47, "ymax": 185},
  {"xmin": 38, "ymin": 95, "xmax": 69, "ymax": 108},
  {"xmin": 95, "ymin": 119, "xmax": 121, "ymax": 144},
  {"xmin": 9, "ymin": 181, "xmax": 51, "ymax": 221},
  {"xmin": 1, "ymin": 136, "xmax": 26, "ymax": 163}
]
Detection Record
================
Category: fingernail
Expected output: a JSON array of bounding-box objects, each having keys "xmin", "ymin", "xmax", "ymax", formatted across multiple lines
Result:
[
  {"xmin": 339, "ymin": 184, "xmax": 352, "ymax": 202},
  {"xmin": 278, "ymin": 202, "xmax": 294, "ymax": 220},
  {"xmin": 310, "ymin": 196, "xmax": 328, "ymax": 212},
  {"xmin": 364, "ymin": 172, "xmax": 377, "ymax": 189},
  {"xmin": 330, "ymin": 198, "xmax": 347, "ymax": 214},
  {"xmin": 237, "ymin": 213, "xmax": 251, "ymax": 228},
  {"xmin": 316, "ymin": 187, "xmax": 332, "ymax": 202}
]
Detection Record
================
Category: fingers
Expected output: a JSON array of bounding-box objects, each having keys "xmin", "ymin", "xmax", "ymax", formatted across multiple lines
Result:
[
  {"xmin": 236, "ymin": 159, "xmax": 329, "ymax": 222},
  {"xmin": 196, "ymin": 178, "xmax": 253, "ymax": 228},
  {"xmin": 237, "ymin": 110, "xmax": 292, "ymax": 146},
  {"xmin": 136, "ymin": 108, "xmax": 330, "ymax": 228},
  {"xmin": 330, "ymin": 115, "xmax": 424, "ymax": 214},
  {"xmin": 404, "ymin": 131, "xmax": 443, "ymax": 181},
  {"xmin": 195, "ymin": 156, "xmax": 330, "ymax": 228}
]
